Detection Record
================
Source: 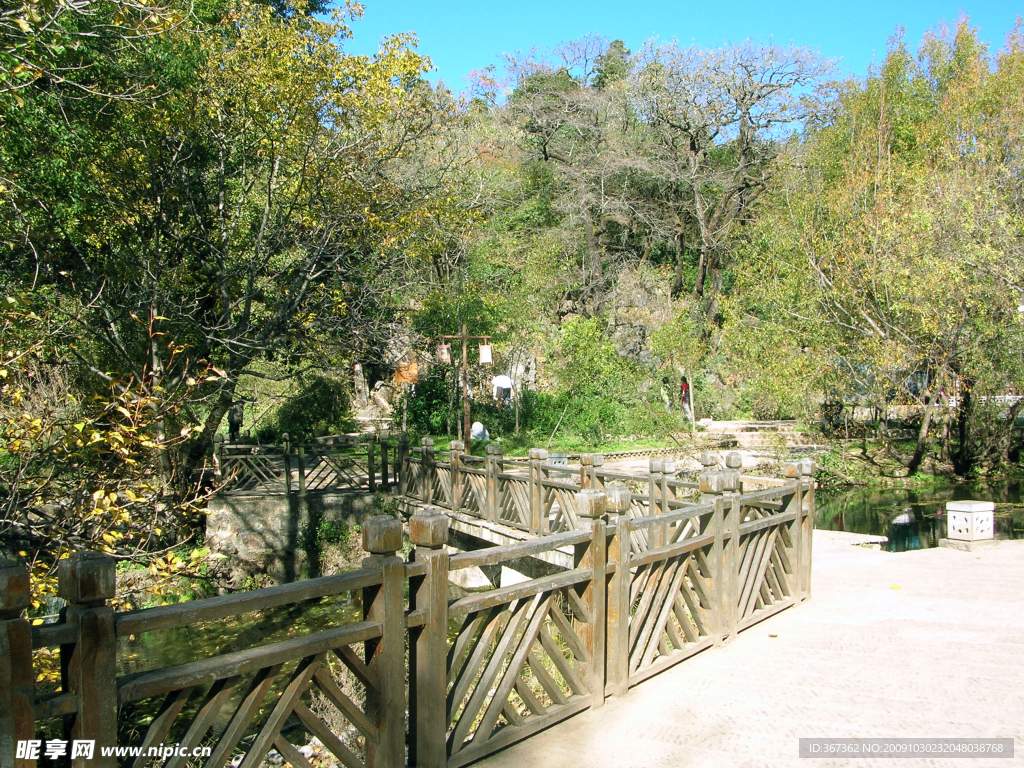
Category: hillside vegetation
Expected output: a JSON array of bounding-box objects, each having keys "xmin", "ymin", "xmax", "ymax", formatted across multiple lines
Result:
[{"xmin": 2, "ymin": 3, "xmax": 1023, "ymax": 593}]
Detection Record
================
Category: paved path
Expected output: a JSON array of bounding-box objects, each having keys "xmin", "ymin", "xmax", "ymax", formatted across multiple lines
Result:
[{"xmin": 477, "ymin": 532, "xmax": 1024, "ymax": 768}]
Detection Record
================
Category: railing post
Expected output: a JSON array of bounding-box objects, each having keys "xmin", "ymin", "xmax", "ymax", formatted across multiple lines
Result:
[
  {"xmin": 361, "ymin": 517, "xmax": 406, "ymax": 768},
  {"xmin": 368, "ymin": 436, "xmax": 377, "ymax": 492},
  {"xmin": 648, "ymin": 459, "xmax": 665, "ymax": 547},
  {"xmin": 590, "ymin": 454, "xmax": 604, "ymax": 490},
  {"xmin": 603, "ymin": 485, "xmax": 631, "ymax": 699},
  {"xmin": 787, "ymin": 458, "xmax": 815, "ymax": 601},
  {"xmin": 449, "ymin": 441, "xmax": 463, "ymax": 512},
  {"xmin": 579, "ymin": 454, "xmax": 592, "ymax": 490},
  {"xmin": 296, "ymin": 445, "xmax": 307, "ymax": 496},
  {"xmin": 213, "ymin": 433, "xmax": 225, "ymax": 490},
  {"xmin": 421, "ymin": 438, "xmax": 434, "ymax": 504},
  {"xmin": 282, "ymin": 433, "xmax": 292, "ymax": 495},
  {"xmin": 380, "ymin": 438, "xmax": 390, "ymax": 492},
  {"xmin": 408, "ymin": 508, "xmax": 450, "ymax": 768},
  {"xmin": 782, "ymin": 460, "xmax": 806, "ymax": 604},
  {"xmin": 58, "ymin": 552, "xmax": 117, "ymax": 768},
  {"xmin": 0, "ymin": 560, "xmax": 33, "ymax": 768},
  {"xmin": 485, "ymin": 444, "xmax": 500, "ymax": 522},
  {"xmin": 575, "ymin": 489, "xmax": 607, "ymax": 709},
  {"xmin": 701, "ymin": 459, "xmax": 740, "ymax": 646},
  {"xmin": 398, "ymin": 434, "xmax": 410, "ymax": 496},
  {"xmin": 529, "ymin": 449, "xmax": 548, "ymax": 535}
]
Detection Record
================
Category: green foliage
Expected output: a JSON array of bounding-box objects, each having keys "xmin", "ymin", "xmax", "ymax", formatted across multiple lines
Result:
[
  {"xmin": 403, "ymin": 369, "xmax": 456, "ymax": 436},
  {"xmin": 594, "ymin": 40, "xmax": 631, "ymax": 89},
  {"xmin": 315, "ymin": 519, "xmax": 351, "ymax": 547},
  {"xmin": 412, "ymin": 289, "xmax": 498, "ymax": 341},
  {"xmin": 268, "ymin": 375, "xmax": 355, "ymax": 442}
]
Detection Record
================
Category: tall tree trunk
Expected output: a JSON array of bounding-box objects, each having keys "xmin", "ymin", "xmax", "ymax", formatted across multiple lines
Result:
[
  {"xmin": 906, "ymin": 392, "xmax": 935, "ymax": 475},
  {"xmin": 672, "ymin": 231, "xmax": 686, "ymax": 298},
  {"xmin": 692, "ymin": 240, "xmax": 709, "ymax": 299},
  {"xmin": 953, "ymin": 381, "xmax": 975, "ymax": 475}
]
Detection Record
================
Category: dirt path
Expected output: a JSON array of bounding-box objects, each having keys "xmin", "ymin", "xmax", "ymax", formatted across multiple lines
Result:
[{"xmin": 475, "ymin": 531, "xmax": 1024, "ymax": 768}]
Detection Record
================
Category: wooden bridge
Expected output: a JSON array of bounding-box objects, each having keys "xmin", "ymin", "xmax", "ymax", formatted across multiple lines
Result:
[{"xmin": 1, "ymin": 447, "xmax": 815, "ymax": 768}]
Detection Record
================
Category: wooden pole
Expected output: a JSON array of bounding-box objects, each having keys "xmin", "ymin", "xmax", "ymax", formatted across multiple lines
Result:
[
  {"xmin": 398, "ymin": 434, "xmax": 409, "ymax": 496},
  {"xmin": 529, "ymin": 448, "xmax": 547, "ymax": 534},
  {"xmin": 0, "ymin": 559, "xmax": 34, "ymax": 768},
  {"xmin": 361, "ymin": 517, "xmax": 406, "ymax": 768},
  {"xmin": 59, "ymin": 552, "xmax": 118, "ymax": 768},
  {"xmin": 800, "ymin": 460, "xmax": 815, "ymax": 600},
  {"xmin": 368, "ymin": 436, "xmax": 376, "ymax": 493},
  {"xmin": 450, "ymin": 441, "xmax": 464, "ymax": 512},
  {"xmin": 575, "ymin": 489, "xmax": 608, "ymax": 710},
  {"xmin": 282, "ymin": 433, "xmax": 292, "ymax": 495},
  {"xmin": 408, "ymin": 509, "xmax": 450, "ymax": 768},
  {"xmin": 604, "ymin": 485, "xmax": 631, "ymax": 698},
  {"xmin": 421, "ymin": 438, "xmax": 435, "ymax": 504}
]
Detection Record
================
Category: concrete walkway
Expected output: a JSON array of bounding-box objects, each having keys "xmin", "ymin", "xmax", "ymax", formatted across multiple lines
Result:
[{"xmin": 477, "ymin": 532, "xmax": 1024, "ymax": 768}]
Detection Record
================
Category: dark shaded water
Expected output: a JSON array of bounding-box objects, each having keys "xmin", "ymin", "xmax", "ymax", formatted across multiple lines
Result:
[
  {"xmin": 817, "ymin": 480, "xmax": 1024, "ymax": 552},
  {"xmin": 116, "ymin": 592, "xmax": 363, "ymax": 677}
]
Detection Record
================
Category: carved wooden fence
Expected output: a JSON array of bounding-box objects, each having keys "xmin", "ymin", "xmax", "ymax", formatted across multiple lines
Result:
[
  {"xmin": 1, "ymin": 462, "xmax": 814, "ymax": 768},
  {"xmin": 399, "ymin": 439, "xmax": 713, "ymax": 538},
  {"xmin": 215, "ymin": 434, "xmax": 391, "ymax": 496}
]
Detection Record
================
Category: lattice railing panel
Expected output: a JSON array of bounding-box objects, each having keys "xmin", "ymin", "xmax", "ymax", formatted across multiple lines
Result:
[
  {"xmin": 546, "ymin": 486, "xmax": 581, "ymax": 532},
  {"xmin": 220, "ymin": 453, "xmax": 286, "ymax": 494},
  {"xmin": 461, "ymin": 473, "xmax": 487, "ymax": 515},
  {"xmin": 445, "ymin": 592, "xmax": 591, "ymax": 764},
  {"xmin": 497, "ymin": 477, "xmax": 531, "ymax": 530},
  {"xmin": 433, "ymin": 466, "xmax": 453, "ymax": 507},
  {"xmin": 736, "ymin": 520, "xmax": 796, "ymax": 625},
  {"xmin": 626, "ymin": 544, "xmax": 715, "ymax": 682},
  {"xmin": 120, "ymin": 637, "xmax": 380, "ymax": 768},
  {"xmin": 303, "ymin": 452, "xmax": 368, "ymax": 493}
]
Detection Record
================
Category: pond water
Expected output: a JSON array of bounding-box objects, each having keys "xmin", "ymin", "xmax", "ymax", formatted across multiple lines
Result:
[
  {"xmin": 816, "ymin": 479, "xmax": 1024, "ymax": 552},
  {"xmin": 117, "ymin": 592, "xmax": 364, "ymax": 677}
]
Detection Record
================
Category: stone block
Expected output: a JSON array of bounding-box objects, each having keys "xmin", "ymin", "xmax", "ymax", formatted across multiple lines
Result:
[
  {"xmin": 409, "ymin": 509, "xmax": 449, "ymax": 549},
  {"xmin": 699, "ymin": 451, "xmax": 719, "ymax": 468},
  {"xmin": 946, "ymin": 501, "xmax": 994, "ymax": 542},
  {"xmin": 782, "ymin": 461, "xmax": 802, "ymax": 479},
  {"xmin": 576, "ymin": 488, "xmax": 607, "ymax": 519},
  {"xmin": 363, "ymin": 515, "xmax": 403, "ymax": 554},
  {"xmin": 59, "ymin": 551, "xmax": 116, "ymax": 603},
  {"xmin": 700, "ymin": 470, "xmax": 739, "ymax": 494},
  {"xmin": 604, "ymin": 485, "xmax": 631, "ymax": 514},
  {"xmin": 725, "ymin": 452, "xmax": 743, "ymax": 469},
  {"xmin": 0, "ymin": 559, "xmax": 29, "ymax": 615}
]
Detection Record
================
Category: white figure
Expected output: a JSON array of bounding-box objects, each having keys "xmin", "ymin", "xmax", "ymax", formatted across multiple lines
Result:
[
  {"xmin": 491, "ymin": 374, "xmax": 514, "ymax": 408},
  {"xmin": 470, "ymin": 421, "xmax": 490, "ymax": 441}
]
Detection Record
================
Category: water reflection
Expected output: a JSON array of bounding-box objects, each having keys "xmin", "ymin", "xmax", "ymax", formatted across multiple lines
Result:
[{"xmin": 817, "ymin": 480, "xmax": 1024, "ymax": 552}]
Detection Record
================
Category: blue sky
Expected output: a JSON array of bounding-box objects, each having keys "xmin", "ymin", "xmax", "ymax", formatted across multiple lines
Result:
[{"xmin": 343, "ymin": 1, "xmax": 1022, "ymax": 91}]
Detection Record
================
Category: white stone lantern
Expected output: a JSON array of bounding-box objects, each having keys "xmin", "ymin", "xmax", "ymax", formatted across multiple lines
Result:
[{"xmin": 946, "ymin": 501, "xmax": 994, "ymax": 542}]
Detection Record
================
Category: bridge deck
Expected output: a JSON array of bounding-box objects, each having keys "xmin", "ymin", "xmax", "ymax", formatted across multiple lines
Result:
[{"xmin": 476, "ymin": 531, "xmax": 1024, "ymax": 768}]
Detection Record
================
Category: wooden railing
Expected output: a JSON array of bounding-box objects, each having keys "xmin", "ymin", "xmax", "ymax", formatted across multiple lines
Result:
[
  {"xmin": 1, "ymin": 461, "xmax": 814, "ymax": 768},
  {"xmin": 399, "ymin": 439, "xmax": 714, "ymax": 536},
  {"xmin": 214, "ymin": 433, "xmax": 392, "ymax": 496}
]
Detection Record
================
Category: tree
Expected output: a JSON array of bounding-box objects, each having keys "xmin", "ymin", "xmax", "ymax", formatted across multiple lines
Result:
[
  {"xmin": 629, "ymin": 40, "xmax": 830, "ymax": 315},
  {"xmin": 594, "ymin": 40, "xmax": 631, "ymax": 90},
  {"xmin": 1, "ymin": 1, "xmax": 470, "ymax": 490},
  {"xmin": 730, "ymin": 21, "xmax": 1024, "ymax": 474}
]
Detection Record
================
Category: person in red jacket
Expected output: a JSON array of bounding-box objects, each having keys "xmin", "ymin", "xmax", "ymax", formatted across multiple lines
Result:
[{"xmin": 679, "ymin": 376, "xmax": 692, "ymax": 420}]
